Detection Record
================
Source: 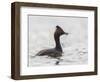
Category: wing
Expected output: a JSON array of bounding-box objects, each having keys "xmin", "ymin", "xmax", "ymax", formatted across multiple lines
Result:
[
  {"xmin": 36, "ymin": 48, "xmax": 62, "ymax": 58},
  {"xmin": 36, "ymin": 48, "xmax": 55, "ymax": 56}
]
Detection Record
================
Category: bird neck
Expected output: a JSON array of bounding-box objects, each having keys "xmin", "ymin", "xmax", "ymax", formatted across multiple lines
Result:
[{"xmin": 54, "ymin": 34, "xmax": 62, "ymax": 52}]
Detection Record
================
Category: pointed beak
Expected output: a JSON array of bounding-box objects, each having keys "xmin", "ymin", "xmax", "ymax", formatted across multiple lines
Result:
[{"xmin": 64, "ymin": 32, "xmax": 69, "ymax": 35}]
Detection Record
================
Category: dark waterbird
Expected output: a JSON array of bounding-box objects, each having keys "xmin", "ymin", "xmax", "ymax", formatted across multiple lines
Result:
[{"xmin": 36, "ymin": 25, "xmax": 69, "ymax": 58}]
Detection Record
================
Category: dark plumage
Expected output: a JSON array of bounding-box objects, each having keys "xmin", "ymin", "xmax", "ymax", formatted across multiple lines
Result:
[
  {"xmin": 36, "ymin": 25, "xmax": 68, "ymax": 58},
  {"xmin": 36, "ymin": 48, "xmax": 62, "ymax": 58}
]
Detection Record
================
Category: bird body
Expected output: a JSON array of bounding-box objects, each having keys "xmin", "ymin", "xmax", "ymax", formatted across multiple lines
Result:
[{"xmin": 37, "ymin": 48, "xmax": 62, "ymax": 58}]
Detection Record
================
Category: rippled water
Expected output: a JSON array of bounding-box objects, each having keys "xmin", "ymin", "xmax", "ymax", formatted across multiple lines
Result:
[{"xmin": 28, "ymin": 44, "xmax": 88, "ymax": 67}]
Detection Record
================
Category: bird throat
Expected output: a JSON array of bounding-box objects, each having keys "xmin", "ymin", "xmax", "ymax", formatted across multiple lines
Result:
[{"xmin": 54, "ymin": 35, "xmax": 63, "ymax": 52}]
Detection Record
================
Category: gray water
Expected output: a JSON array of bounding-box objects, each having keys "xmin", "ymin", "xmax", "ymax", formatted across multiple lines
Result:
[{"xmin": 29, "ymin": 43, "xmax": 88, "ymax": 66}]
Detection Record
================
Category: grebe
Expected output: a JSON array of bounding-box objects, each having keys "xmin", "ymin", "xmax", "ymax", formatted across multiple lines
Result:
[{"xmin": 36, "ymin": 25, "xmax": 68, "ymax": 58}]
